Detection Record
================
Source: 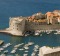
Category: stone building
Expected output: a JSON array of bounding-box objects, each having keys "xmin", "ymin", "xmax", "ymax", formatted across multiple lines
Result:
[
  {"xmin": 53, "ymin": 10, "xmax": 60, "ymax": 16},
  {"xmin": 39, "ymin": 46, "xmax": 60, "ymax": 56},
  {"xmin": 8, "ymin": 17, "xmax": 26, "ymax": 36},
  {"xmin": 46, "ymin": 11, "xmax": 59, "ymax": 24},
  {"xmin": 46, "ymin": 12, "xmax": 53, "ymax": 24},
  {"xmin": 4, "ymin": 10, "xmax": 60, "ymax": 36}
]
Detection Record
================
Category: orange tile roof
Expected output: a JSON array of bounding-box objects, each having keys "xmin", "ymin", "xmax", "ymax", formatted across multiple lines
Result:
[{"xmin": 46, "ymin": 12, "xmax": 53, "ymax": 17}]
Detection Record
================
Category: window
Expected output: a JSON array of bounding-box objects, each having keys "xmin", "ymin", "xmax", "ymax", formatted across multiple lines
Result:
[
  {"xmin": 13, "ymin": 28, "xmax": 14, "ymax": 29},
  {"xmin": 10, "ymin": 23, "xmax": 11, "ymax": 25},
  {"xmin": 17, "ymin": 25, "xmax": 19, "ymax": 27},
  {"xmin": 19, "ymin": 23, "xmax": 22, "ymax": 25},
  {"xmin": 17, "ymin": 28, "xmax": 18, "ymax": 30},
  {"xmin": 13, "ymin": 24, "xmax": 14, "ymax": 26}
]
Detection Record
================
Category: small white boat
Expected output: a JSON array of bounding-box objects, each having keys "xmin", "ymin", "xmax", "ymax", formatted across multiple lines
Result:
[
  {"xmin": 15, "ymin": 54, "xmax": 20, "ymax": 56},
  {"xmin": 54, "ymin": 31, "xmax": 60, "ymax": 34},
  {"xmin": 3, "ymin": 43, "xmax": 11, "ymax": 48},
  {"xmin": 14, "ymin": 44, "xmax": 21, "ymax": 48},
  {"xmin": 0, "ymin": 50, "xmax": 1, "ymax": 52},
  {"xmin": 0, "ymin": 48, "xmax": 4, "ymax": 51},
  {"xmin": 47, "ymin": 32, "xmax": 50, "ymax": 34},
  {"xmin": 24, "ymin": 50, "xmax": 28, "ymax": 52},
  {"xmin": 34, "ymin": 45, "xmax": 39, "ymax": 49},
  {"xmin": 23, "ymin": 43, "xmax": 29, "ymax": 50},
  {"xmin": 54, "ymin": 33, "xmax": 58, "ymax": 35},
  {"xmin": 14, "ymin": 43, "xmax": 24, "ymax": 48},
  {"xmin": 24, "ymin": 46, "xmax": 29, "ymax": 50},
  {"xmin": 31, "ymin": 52, "xmax": 36, "ymax": 56},
  {"xmin": 4, "ymin": 50, "xmax": 8, "ymax": 54},
  {"xmin": 40, "ymin": 34, "xmax": 42, "ymax": 36},
  {"xmin": 11, "ymin": 50, "xmax": 16, "ymax": 54},
  {"xmin": 25, "ymin": 34, "xmax": 29, "ymax": 36},
  {"xmin": 23, "ymin": 54, "xmax": 28, "ymax": 56},
  {"xmin": 28, "ymin": 42, "xmax": 34, "ymax": 46},
  {"xmin": 34, "ymin": 49, "xmax": 38, "ymax": 52},
  {"xmin": 38, "ymin": 54, "xmax": 39, "ymax": 56},
  {"xmin": 24, "ymin": 44, "xmax": 29, "ymax": 47},
  {"xmin": 0, "ymin": 54, "xmax": 6, "ymax": 56},
  {"xmin": 47, "ymin": 31, "xmax": 51, "ymax": 34},
  {"xmin": 21, "ymin": 43, "xmax": 24, "ymax": 45},
  {"xmin": 14, "ymin": 48, "xmax": 18, "ymax": 50},
  {"xmin": 34, "ymin": 32, "xmax": 39, "ymax": 36},
  {"xmin": 19, "ymin": 48, "xmax": 24, "ymax": 51}
]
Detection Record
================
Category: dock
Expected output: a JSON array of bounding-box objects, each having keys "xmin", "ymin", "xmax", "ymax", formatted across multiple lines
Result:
[{"xmin": 0, "ymin": 29, "xmax": 24, "ymax": 36}]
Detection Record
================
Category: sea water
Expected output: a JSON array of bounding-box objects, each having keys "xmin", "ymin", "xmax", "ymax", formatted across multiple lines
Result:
[{"xmin": 0, "ymin": 0, "xmax": 60, "ymax": 56}]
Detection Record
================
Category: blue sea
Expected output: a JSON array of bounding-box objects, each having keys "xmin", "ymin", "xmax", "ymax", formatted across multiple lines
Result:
[{"xmin": 0, "ymin": 0, "xmax": 60, "ymax": 56}]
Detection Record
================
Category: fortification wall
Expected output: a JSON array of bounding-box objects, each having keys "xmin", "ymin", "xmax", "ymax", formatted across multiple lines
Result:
[
  {"xmin": 25, "ymin": 21, "xmax": 60, "ymax": 31},
  {"xmin": 8, "ymin": 17, "xmax": 26, "ymax": 36}
]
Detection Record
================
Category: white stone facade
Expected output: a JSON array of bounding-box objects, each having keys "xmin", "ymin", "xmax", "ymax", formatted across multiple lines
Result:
[
  {"xmin": 39, "ymin": 46, "xmax": 60, "ymax": 56},
  {"xmin": 8, "ymin": 17, "xmax": 26, "ymax": 36}
]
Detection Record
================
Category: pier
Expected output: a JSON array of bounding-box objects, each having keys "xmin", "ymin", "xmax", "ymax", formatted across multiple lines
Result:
[{"xmin": 0, "ymin": 29, "xmax": 24, "ymax": 36}]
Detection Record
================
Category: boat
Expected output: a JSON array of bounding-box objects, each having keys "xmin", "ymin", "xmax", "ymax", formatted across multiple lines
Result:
[
  {"xmin": 24, "ymin": 50, "xmax": 28, "ymax": 52},
  {"xmin": 14, "ymin": 43, "xmax": 24, "ymax": 48},
  {"xmin": 14, "ymin": 48, "xmax": 18, "ymax": 50},
  {"xmin": 0, "ymin": 54, "xmax": 6, "ymax": 56},
  {"xmin": 34, "ymin": 45, "xmax": 39, "ymax": 49},
  {"xmin": 4, "ymin": 50, "xmax": 8, "ymax": 54},
  {"xmin": 27, "ymin": 38, "xmax": 34, "ymax": 46},
  {"xmin": 33, "ymin": 45, "xmax": 39, "ymax": 53},
  {"xmin": 24, "ymin": 46, "xmax": 29, "ymax": 50},
  {"xmin": 34, "ymin": 32, "xmax": 39, "ymax": 36},
  {"xmin": 25, "ymin": 34, "xmax": 29, "ymax": 36},
  {"xmin": 47, "ymin": 31, "xmax": 51, "ymax": 34},
  {"xmin": 54, "ymin": 31, "xmax": 60, "ymax": 34},
  {"xmin": 24, "ymin": 44, "xmax": 29, "ymax": 47},
  {"xmin": 28, "ymin": 42, "xmax": 34, "ymax": 46},
  {"xmin": 3, "ymin": 43, "xmax": 11, "ymax": 48},
  {"xmin": 23, "ymin": 54, "xmax": 28, "ymax": 56},
  {"xmin": 54, "ymin": 33, "xmax": 58, "ymax": 35},
  {"xmin": 15, "ymin": 54, "xmax": 20, "ymax": 56},
  {"xmin": 37, "ymin": 54, "xmax": 39, "ymax": 56},
  {"xmin": 33, "ymin": 49, "xmax": 38, "ymax": 52},
  {"xmin": 31, "ymin": 52, "xmax": 36, "ymax": 56},
  {"xmin": 40, "ymin": 34, "xmax": 42, "ymax": 36},
  {"xmin": 10, "ymin": 50, "xmax": 16, "ymax": 54},
  {"xmin": 11, "ymin": 47, "xmax": 18, "ymax": 54},
  {"xmin": 0, "ymin": 48, "xmax": 4, "ymax": 51},
  {"xmin": 47, "ymin": 32, "xmax": 50, "ymax": 34},
  {"xmin": 14, "ymin": 44, "xmax": 21, "ymax": 48},
  {"xmin": 23, "ymin": 43, "xmax": 29, "ymax": 50},
  {"xmin": 19, "ymin": 48, "xmax": 24, "ymax": 51}
]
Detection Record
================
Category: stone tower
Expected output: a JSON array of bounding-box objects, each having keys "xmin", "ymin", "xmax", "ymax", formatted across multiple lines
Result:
[{"xmin": 9, "ymin": 17, "xmax": 26, "ymax": 36}]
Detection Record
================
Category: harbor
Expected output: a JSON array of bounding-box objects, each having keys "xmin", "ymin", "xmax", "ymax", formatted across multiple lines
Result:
[
  {"xmin": 0, "ymin": 29, "xmax": 60, "ymax": 56},
  {"xmin": 0, "ymin": 32, "xmax": 60, "ymax": 56},
  {"xmin": 1, "ymin": 10, "xmax": 60, "ymax": 36},
  {"xmin": 0, "ymin": 38, "xmax": 40, "ymax": 56},
  {"xmin": 0, "ymin": 0, "xmax": 60, "ymax": 56},
  {"xmin": 0, "ymin": 29, "xmax": 60, "ymax": 36}
]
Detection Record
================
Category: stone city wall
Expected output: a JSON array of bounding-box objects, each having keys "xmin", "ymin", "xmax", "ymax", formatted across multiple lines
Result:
[{"xmin": 25, "ymin": 21, "xmax": 60, "ymax": 31}]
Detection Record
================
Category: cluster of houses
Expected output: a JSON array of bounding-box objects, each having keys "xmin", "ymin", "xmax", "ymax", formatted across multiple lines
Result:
[{"xmin": 27, "ymin": 10, "xmax": 60, "ymax": 25}]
